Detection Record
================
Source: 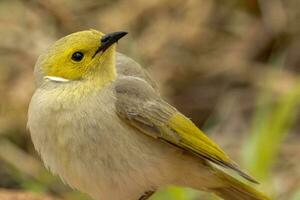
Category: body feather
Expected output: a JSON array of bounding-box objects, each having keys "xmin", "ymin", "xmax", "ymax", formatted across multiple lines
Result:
[{"xmin": 29, "ymin": 44, "xmax": 270, "ymax": 200}]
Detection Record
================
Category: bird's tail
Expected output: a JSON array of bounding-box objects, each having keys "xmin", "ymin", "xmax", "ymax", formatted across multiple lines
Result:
[{"xmin": 209, "ymin": 168, "xmax": 271, "ymax": 200}]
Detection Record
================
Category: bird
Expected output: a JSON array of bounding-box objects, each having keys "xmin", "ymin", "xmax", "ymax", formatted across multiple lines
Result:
[{"xmin": 27, "ymin": 29, "xmax": 270, "ymax": 200}]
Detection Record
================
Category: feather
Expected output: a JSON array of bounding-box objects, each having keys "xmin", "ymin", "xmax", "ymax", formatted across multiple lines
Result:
[{"xmin": 114, "ymin": 74, "xmax": 258, "ymax": 184}]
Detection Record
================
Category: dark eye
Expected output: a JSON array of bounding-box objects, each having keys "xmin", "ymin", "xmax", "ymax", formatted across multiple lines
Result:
[{"xmin": 71, "ymin": 51, "xmax": 84, "ymax": 62}]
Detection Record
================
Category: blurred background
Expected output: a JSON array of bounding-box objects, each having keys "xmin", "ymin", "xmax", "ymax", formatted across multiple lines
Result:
[{"xmin": 0, "ymin": 0, "xmax": 300, "ymax": 199}]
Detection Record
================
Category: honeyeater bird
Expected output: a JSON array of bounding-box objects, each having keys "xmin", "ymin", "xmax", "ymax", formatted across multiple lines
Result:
[{"xmin": 28, "ymin": 29, "xmax": 270, "ymax": 200}]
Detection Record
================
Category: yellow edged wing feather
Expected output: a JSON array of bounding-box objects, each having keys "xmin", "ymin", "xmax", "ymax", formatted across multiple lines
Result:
[
  {"xmin": 166, "ymin": 113, "xmax": 258, "ymax": 183},
  {"xmin": 115, "ymin": 75, "xmax": 257, "ymax": 183}
]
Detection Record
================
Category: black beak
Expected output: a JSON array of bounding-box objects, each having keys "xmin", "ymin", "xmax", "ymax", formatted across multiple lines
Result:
[{"xmin": 93, "ymin": 31, "xmax": 127, "ymax": 57}]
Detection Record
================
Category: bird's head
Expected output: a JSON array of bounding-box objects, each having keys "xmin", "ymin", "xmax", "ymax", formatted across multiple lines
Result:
[{"xmin": 35, "ymin": 29, "xmax": 127, "ymax": 85}]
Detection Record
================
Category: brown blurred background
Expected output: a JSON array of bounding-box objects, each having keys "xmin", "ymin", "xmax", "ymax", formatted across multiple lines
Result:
[{"xmin": 0, "ymin": 0, "xmax": 300, "ymax": 200}]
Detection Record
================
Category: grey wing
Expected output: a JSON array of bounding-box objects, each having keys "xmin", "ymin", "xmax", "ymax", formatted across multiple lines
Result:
[
  {"xmin": 116, "ymin": 53, "xmax": 159, "ymax": 91},
  {"xmin": 114, "ymin": 76, "xmax": 176, "ymax": 139},
  {"xmin": 114, "ymin": 76, "xmax": 258, "ymax": 184}
]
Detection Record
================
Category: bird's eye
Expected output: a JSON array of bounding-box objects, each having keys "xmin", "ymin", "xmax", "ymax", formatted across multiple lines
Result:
[{"xmin": 71, "ymin": 51, "xmax": 84, "ymax": 62}]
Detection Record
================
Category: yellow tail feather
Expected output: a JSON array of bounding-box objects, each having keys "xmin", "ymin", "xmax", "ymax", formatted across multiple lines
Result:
[{"xmin": 210, "ymin": 168, "xmax": 271, "ymax": 200}]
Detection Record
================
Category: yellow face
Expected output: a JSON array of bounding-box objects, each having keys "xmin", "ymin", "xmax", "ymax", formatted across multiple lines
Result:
[{"xmin": 38, "ymin": 30, "xmax": 125, "ymax": 81}]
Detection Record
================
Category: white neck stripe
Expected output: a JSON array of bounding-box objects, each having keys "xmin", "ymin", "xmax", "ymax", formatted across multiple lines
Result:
[{"xmin": 44, "ymin": 76, "xmax": 71, "ymax": 83}]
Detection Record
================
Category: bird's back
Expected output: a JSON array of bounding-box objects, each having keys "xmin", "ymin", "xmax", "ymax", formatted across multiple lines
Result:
[{"xmin": 116, "ymin": 53, "xmax": 158, "ymax": 90}]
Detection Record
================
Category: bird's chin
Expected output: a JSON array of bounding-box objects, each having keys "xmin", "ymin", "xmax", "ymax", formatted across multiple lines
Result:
[
  {"xmin": 104, "ymin": 44, "xmax": 117, "ymax": 54},
  {"xmin": 99, "ymin": 46, "xmax": 116, "ymax": 64},
  {"xmin": 93, "ymin": 45, "xmax": 115, "ymax": 61}
]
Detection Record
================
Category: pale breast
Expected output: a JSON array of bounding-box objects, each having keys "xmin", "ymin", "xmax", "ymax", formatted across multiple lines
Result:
[
  {"xmin": 28, "ymin": 82, "xmax": 121, "ymax": 187},
  {"xmin": 28, "ymin": 81, "xmax": 165, "ymax": 199},
  {"xmin": 28, "ymin": 81, "xmax": 212, "ymax": 200}
]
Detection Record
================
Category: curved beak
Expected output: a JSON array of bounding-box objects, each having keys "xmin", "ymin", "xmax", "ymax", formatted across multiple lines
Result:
[{"xmin": 93, "ymin": 31, "xmax": 127, "ymax": 57}]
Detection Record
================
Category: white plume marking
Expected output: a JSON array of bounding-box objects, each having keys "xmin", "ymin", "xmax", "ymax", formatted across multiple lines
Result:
[{"xmin": 44, "ymin": 76, "xmax": 71, "ymax": 83}]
